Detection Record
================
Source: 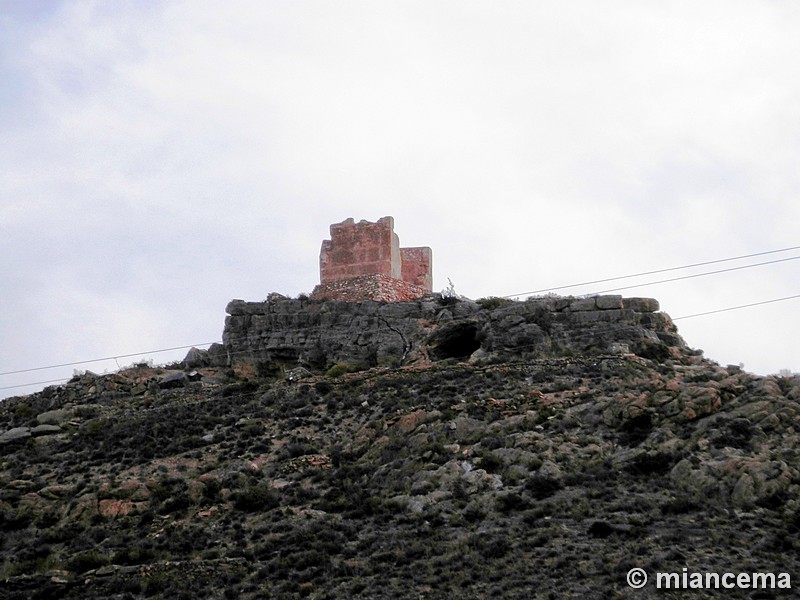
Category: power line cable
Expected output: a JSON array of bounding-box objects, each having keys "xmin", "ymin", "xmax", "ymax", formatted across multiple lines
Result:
[
  {"xmin": 4, "ymin": 291, "xmax": 800, "ymax": 393},
  {"xmin": 506, "ymin": 244, "xmax": 800, "ymax": 298},
  {"xmin": 2, "ymin": 275, "xmax": 797, "ymax": 387},
  {"xmin": 2, "ymin": 265, "xmax": 797, "ymax": 387},
  {"xmin": 588, "ymin": 255, "xmax": 800, "ymax": 295},
  {"xmin": 0, "ymin": 342, "xmax": 220, "ymax": 377},
  {"xmin": 672, "ymin": 294, "xmax": 800, "ymax": 320},
  {"xmin": 4, "ymin": 244, "xmax": 800, "ymax": 389},
  {"xmin": 0, "ymin": 378, "xmax": 74, "ymax": 392}
]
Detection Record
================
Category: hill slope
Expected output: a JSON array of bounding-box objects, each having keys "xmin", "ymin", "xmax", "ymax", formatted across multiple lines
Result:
[{"xmin": 1, "ymin": 295, "xmax": 799, "ymax": 598}]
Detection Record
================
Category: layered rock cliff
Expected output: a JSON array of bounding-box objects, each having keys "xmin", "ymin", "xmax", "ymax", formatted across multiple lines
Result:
[{"xmin": 221, "ymin": 294, "xmax": 690, "ymax": 373}]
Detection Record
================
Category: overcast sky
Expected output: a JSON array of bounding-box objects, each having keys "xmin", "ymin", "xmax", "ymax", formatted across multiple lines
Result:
[{"xmin": 2, "ymin": 1, "xmax": 799, "ymax": 399}]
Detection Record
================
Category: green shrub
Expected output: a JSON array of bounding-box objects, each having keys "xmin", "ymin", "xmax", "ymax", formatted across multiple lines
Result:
[
  {"xmin": 478, "ymin": 451, "xmax": 504, "ymax": 474},
  {"xmin": 325, "ymin": 362, "xmax": 366, "ymax": 378},
  {"xmin": 660, "ymin": 496, "xmax": 699, "ymax": 515},
  {"xmin": 66, "ymin": 550, "xmax": 109, "ymax": 574},
  {"xmin": 241, "ymin": 420, "xmax": 265, "ymax": 437},
  {"xmin": 202, "ymin": 478, "xmax": 222, "ymax": 504},
  {"xmin": 636, "ymin": 342, "xmax": 671, "ymax": 362},
  {"xmin": 624, "ymin": 452, "xmax": 675, "ymax": 476},
  {"xmin": 13, "ymin": 403, "xmax": 34, "ymax": 421},
  {"xmin": 83, "ymin": 418, "xmax": 105, "ymax": 437},
  {"xmin": 477, "ymin": 297, "xmax": 515, "ymax": 310},
  {"xmin": 0, "ymin": 507, "xmax": 33, "ymax": 531},
  {"xmin": 618, "ymin": 413, "xmax": 654, "ymax": 447},
  {"xmin": 314, "ymin": 381, "xmax": 333, "ymax": 395},
  {"xmin": 149, "ymin": 476, "xmax": 193, "ymax": 514},
  {"xmin": 525, "ymin": 474, "xmax": 563, "ymax": 499},
  {"xmin": 232, "ymin": 482, "xmax": 280, "ymax": 512},
  {"xmin": 142, "ymin": 571, "xmax": 171, "ymax": 595},
  {"xmin": 256, "ymin": 361, "xmax": 282, "ymax": 379},
  {"xmin": 496, "ymin": 492, "xmax": 529, "ymax": 513},
  {"xmin": 114, "ymin": 541, "xmax": 157, "ymax": 565}
]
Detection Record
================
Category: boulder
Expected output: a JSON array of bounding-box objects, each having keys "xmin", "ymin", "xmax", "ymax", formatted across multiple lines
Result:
[
  {"xmin": 36, "ymin": 409, "xmax": 71, "ymax": 426},
  {"xmin": 0, "ymin": 427, "xmax": 31, "ymax": 445},
  {"xmin": 569, "ymin": 298, "xmax": 597, "ymax": 312},
  {"xmin": 31, "ymin": 424, "xmax": 62, "ymax": 436},
  {"xmin": 669, "ymin": 458, "xmax": 719, "ymax": 501},
  {"xmin": 158, "ymin": 371, "xmax": 188, "ymax": 389},
  {"xmin": 183, "ymin": 347, "xmax": 210, "ymax": 368},
  {"xmin": 622, "ymin": 298, "xmax": 660, "ymax": 312},
  {"xmin": 463, "ymin": 468, "xmax": 503, "ymax": 492},
  {"xmin": 731, "ymin": 473, "xmax": 756, "ymax": 506},
  {"xmin": 207, "ymin": 343, "xmax": 228, "ymax": 367},
  {"xmin": 38, "ymin": 484, "xmax": 73, "ymax": 499},
  {"xmin": 395, "ymin": 409, "xmax": 427, "ymax": 433},
  {"xmin": 596, "ymin": 295, "xmax": 624, "ymax": 310},
  {"xmin": 98, "ymin": 499, "xmax": 135, "ymax": 518},
  {"xmin": 225, "ymin": 299, "xmax": 248, "ymax": 315}
]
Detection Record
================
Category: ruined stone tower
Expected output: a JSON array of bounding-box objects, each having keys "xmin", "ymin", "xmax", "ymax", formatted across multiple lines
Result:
[{"xmin": 310, "ymin": 217, "xmax": 433, "ymax": 302}]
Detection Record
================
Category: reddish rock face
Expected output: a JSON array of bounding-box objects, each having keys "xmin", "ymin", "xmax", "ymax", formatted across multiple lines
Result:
[
  {"xmin": 98, "ymin": 499, "xmax": 134, "ymax": 518},
  {"xmin": 314, "ymin": 217, "xmax": 432, "ymax": 302}
]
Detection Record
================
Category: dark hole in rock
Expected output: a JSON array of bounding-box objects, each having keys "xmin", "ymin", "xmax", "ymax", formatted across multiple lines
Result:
[
  {"xmin": 618, "ymin": 413, "xmax": 653, "ymax": 447},
  {"xmin": 430, "ymin": 322, "xmax": 481, "ymax": 360}
]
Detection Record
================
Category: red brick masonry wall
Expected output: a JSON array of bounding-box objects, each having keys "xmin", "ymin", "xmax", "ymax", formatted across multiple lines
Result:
[
  {"xmin": 400, "ymin": 247, "xmax": 432, "ymax": 291},
  {"xmin": 320, "ymin": 217, "xmax": 401, "ymax": 283},
  {"xmin": 315, "ymin": 217, "xmax": 433, "ymax": 302}
]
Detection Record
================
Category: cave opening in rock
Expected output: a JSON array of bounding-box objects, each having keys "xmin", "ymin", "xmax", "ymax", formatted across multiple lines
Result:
[{"xmin": 430, "ymin": 322, "xmax": 481, "ymax": 360}]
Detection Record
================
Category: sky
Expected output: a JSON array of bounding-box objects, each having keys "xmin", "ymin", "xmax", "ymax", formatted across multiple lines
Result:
[{"xmin": 2, "ymin": 0, "xmax": 799, "ymax": 399}]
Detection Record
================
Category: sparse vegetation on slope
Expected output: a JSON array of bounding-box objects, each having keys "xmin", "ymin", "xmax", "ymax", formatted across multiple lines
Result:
[{"xmin": 2, "ymin": 297, "xmax": 800, "ymax": 598}]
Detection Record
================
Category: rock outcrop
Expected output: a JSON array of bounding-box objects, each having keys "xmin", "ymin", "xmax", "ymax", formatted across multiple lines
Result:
[{"xmin": 221, "ymin": 294, "xmax": 689, "ymax": 372}]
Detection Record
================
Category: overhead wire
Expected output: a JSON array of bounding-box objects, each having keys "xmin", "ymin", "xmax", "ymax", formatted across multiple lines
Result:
[
  {"xmin": 0, "ymin": 342, "xmax": 220, "ymax": 377},
  {"xmin": 2, "ymin": 245, "xmax": 799, "ymax": 394},
  {"xmin": 0, "ymin": 378, "xmax": 76, "ymax": 392},
  {"xmin": 2, "ymin": 290, "xmax": 798, "ymax": 393},
  {"xmin": 587, "ymin": 255, "xmax": 800, "ymax": 295},
  {"xmin": 505, "ymin": 244, "xmax": 800, "ymax": 297},
  {"xmin": 4, "ymin": 289, "xmax": 800, "ymax": 394},
  {"xmin": 672, "ymin": 293, "xmax": 800, "ymax": 320}
]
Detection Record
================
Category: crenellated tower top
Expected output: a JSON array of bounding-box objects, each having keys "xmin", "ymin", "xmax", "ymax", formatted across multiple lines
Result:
[{"xmin": 311, "ymin": 217, "xmax": 432, "ymax": 302}]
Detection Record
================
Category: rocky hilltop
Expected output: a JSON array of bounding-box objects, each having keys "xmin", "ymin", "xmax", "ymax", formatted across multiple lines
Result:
[
  {"xmin": 221, "ymin": 294, "xmax": 683, "ymax": 370},
  {"xmin": 1, "ymin": 294, "xmax": 799, "ymax": 598}
]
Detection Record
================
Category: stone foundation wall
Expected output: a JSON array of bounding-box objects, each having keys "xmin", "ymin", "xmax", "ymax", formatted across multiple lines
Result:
[{"xmin": 310, "ymin": 274, "xmax": 428, "ymax": 303}]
